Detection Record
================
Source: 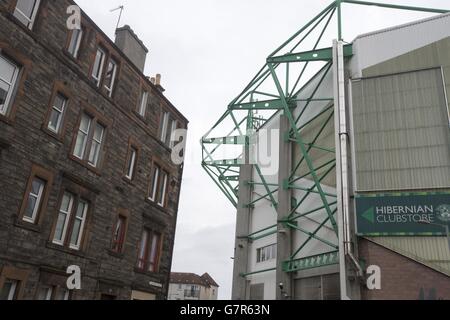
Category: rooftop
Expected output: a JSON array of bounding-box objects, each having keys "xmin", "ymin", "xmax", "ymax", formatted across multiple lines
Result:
[{"xmin": 170, "ymin": 272, "xmax": 219, "ymax": 288}]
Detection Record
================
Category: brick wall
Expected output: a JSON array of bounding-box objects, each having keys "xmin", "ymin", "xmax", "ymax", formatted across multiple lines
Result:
[
  {"xmin": 359, "ymin": 238, "xmax": 450, "ymax": 300},
  {"xmin": 0, "ymin": 0, "xmax": 187, "ymax": 300}
]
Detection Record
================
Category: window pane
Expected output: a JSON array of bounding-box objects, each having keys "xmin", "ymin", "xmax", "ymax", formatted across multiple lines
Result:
[
  {"xmin": 159, "ymin": 112, "xmax": 169, "ymax": 142},
  {"xmin": 0, "ymin": 56, "xmax": 16, "ymax": 83},
  {"xmin": 165, "ymin": 117, "xmax": 172, "ymax": 146},
  {"xmin": 48, "ymin": 109, "xmax": 62, "ymax": 132},
  {"xmin": 157, "ymin": 171, "xmax": 168, "ymax": 207},
  {"xmin": 137, "ymin": 230, "xmax": 148, "ymax": 269},
  {"xmin": 74, "ymin": 114, "xmax": 91, "ymax": 159},
  {"xmin": 0, "ymin": 279, "xmax": 18, "ymax": 300},
  {"xmin": 54, "ymin": 213, "xmax": 68, "ymax": 242},
  {"xmin": 37, "ymin": 286, "xmax": 52, "ymax": 300},
  {"xmin": 68, "ymin": 29, "xmax": 82, "ymax": 58},
  {"xmin": 79, "ymin": 113, "xmax": 91, "ymax": 132},
  {"xmin": 74, "ymin": 132, "xmax": 87, "ymax": 158},
  {"xmin": 112, "ymin": 216, "xmax": 126, "ymax": 252},
  {"xmin": 15, "ymin": 0, "xmax": 37, "ymax": 18},
  {"xmin": 139, "ymin": 91, "xmax": 148, "ymax": 116},
  {"xmin": 104, "ymin": 60, "xmax": 117, "ymax": 95},
  {"xmin": 149, "ymin": 166, "xmax": 160, "ymax": 201},
  {"xmin": 70, "ymin": 219, "xmax": 82, "ymax": 246},
  {"xmin": 53, "ymin": 193, "xmax": 73, "ymax": 244},
  {"xmin": 60, "ymin": 192, "xmax": 72, "ymax": 212},
  {"xmin": 23, "ymin": 178, "xmax": 45, "ymax": 223},
  {"xmin": 55, "ymin": 289, "xmax": 70, "ymax": 301},
  {"xmin": 0, "ymin": 55, "xmax": 18, "ymax": 115},
  {"xmin": 31, "ymin": 178, "xmax": 43, "ymax": 194},
  {"xmin": 148, "ymin": 233, "xmax": 160, "ymax": 272},
  {"xmin": 92, "ymin": 49, "xmax": 105, "ymax": 85},
  {"xmin": 14, "ymin": 0, "xmax": 40, "ymax": 28},
  {"xmin": 24, "ymin": 195, "xmax": 37, "ymax": 218},
  {"xmin": 0, "ymin": 81, "xmax": 10, "ymax": 113},
  {"xmin": 53, "ymin": 94, "xmax": 66, "ymax": 112},
  {"xmin": 93, "ymin": 123, "xmax": 104, "ymax": 141},
  {"xmin": 169, "ymin": 120, "xmax": 178, "ymax": 148},
  {"xmin": 69, "ymin": 201, "xmax": 88, "ymax": 249},
  {"xmin": 88, "ymin": 123, "xmax": 104, "ymax": 167},
  {"xmin": 48, "ymin": 94, "xmax": 66, "ymax": 133},
  {"xmin": 126, "ymin": 148, "xmax": 137, "ymax": 179}
]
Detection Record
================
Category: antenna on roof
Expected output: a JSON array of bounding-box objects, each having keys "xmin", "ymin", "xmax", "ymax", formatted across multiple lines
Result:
[{"xmin": 110, "ymin": 5, "xmax": 124, "ymax": 30}]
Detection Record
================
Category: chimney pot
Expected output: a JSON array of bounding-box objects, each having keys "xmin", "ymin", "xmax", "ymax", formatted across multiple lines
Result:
[{"xmin": 153, "ymin": 74, "xmax": 165, "ymax": 93}]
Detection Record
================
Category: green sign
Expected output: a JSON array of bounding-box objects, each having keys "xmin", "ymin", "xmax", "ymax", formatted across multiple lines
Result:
[{"xmin": 355, "ymin": 192, "xmax": 450, "ymax": 236}]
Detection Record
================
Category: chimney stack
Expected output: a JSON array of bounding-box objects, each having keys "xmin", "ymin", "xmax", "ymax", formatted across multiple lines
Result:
[
  {"xmin": 115, "ymin": 25, "xmax": 148, "ymax": 72},
  {"xmin": 150, "ymin": 74, "xmax": 165, "ymax": 93}
]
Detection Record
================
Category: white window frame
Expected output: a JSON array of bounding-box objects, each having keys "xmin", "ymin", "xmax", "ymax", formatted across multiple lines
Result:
[
  {"xmin": 159, "ymin": 112, "xmax": 169, "ymax": 143},
  {"xmin": 137, "ymin": 229, "xmax": 149, "ymax": 270},
  {"xmin": 148, "ymin": 233, "xmax": 160, "ymax": 272},
  {"xmin": 38, "ymin": 286, "xmax": 53, "ymax": 300},
  {"xmin": 3, "ymin": 279, "xmax": 18, "ymax": 300},
  {"xmin": 14, "ymin": 0, "xmax": 41, "ymax": 30},
  {"xmin": 59, "ymin": 289, "xmax": 70, "ymax": 301},
  {"xmin": 87, "ymin": 123, "xmax": 105, "ymax": 167},
  {"xmin": 125, "ymin": 147, "xmax": 137, "ymax": 180},
  {"xmin": 23, "ymin": 178, "xmax": 45, "ymax": 224},
  {"xmin": 169, "ymin": 120, "xmax": 178, "ymax": 149},
  {"xmin": 92, "ymin": 48, "xmax": 106, "ymax": 87},
  {"xmin": 69, "ymin": 200, "xmax": 88, "ymax": 251},
  {"xmin": 104, "ymin": 59, "xmax": 117, "ymax": 97},
  {"xmin": 148, "ymin": 166, "xmax": 160, "ymax": 201},
  {"xmin": 68, "ymin": 28, "xmax": 83, "ymax": 59},
  {"xmin": 47, "ymin": 93, "xmax": 67, "ymax": 134},
  {"xmin": 74, "ymin": 114, "xmax": 92, "ymax": 160},
  {"xmin": 256, "ymin": 244, "xmax": 277, "ymax": 263},
  {"xmin": 0, "ymin": 55, "xmax": 20, "ymax": 116},
  {"xmin": 157, "ymin": 171, "xmax": 168, "ymax": 207},
  {"xmin": 52, "ymin": 192, "xmax": 74, "ymax": 246},
  {"xmin": 138, "ymin": 91, "xmax": 148, "ymax": 117}
]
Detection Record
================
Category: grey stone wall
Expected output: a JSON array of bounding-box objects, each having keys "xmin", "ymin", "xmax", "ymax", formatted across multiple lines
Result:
[{"xmin": 0, "ymin": 0, "xmax": 187, "ymax": 300}]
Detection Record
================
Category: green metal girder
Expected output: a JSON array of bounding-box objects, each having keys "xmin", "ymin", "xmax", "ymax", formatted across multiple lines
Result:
[
  {"xmin": 289, "ymin": 201, "xmax": 338, "ymax": 222},
  {"xmin": 202, "ymin": 135, "xmax": 248, "ymax": 145},
  {"xmin": 202, "ymin": 0, "xmax": 450, "ymax": 284},
  {"xmin": 240, "ymin": 268, "xmax": 277, "ymax": 278},
  {"xmin": 249, "ymin": 230, "xmax": 278, "ymax": 241},
  {"xmin": 268, "ymin": 63, "xmax": 339, "ymax": 235},
  {"xmin": 342, "ymin": 0, "xmax": 449, "ymax": 14},
  {"xmin": 230, "ymin": 98, "xmax": 296, "ymax": 111},
  {"xmin": 203, "ymin": 159, "xmax": 243, "ymax": 167},
  {"xmin": 219, "ymin": 175, "xmax": 240, "ymax": 182},
  {"xmin": 282, "ymin": 251, "xmax": 339, "ymax": 273},
  {"xmin": 268, "ymin": 44, "xmax": 352, "ymax": 63}
]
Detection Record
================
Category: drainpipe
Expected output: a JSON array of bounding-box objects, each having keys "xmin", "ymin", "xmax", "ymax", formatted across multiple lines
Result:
[{"xmin": 333, "ymin": 40, "xmax": 363, "ymax": 300}]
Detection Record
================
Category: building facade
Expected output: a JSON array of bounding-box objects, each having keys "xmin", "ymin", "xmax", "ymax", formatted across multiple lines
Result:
[
  {"xmin": 202, "ymin": 1, "xmax": 450, "ymax": 300},
  {"xmin": 168, "ymin": 272, "xmax": 219, "ymax": 300},
  {"xmin": 0, "ymin": 0, "xmax": 187, "ymax": 300}
]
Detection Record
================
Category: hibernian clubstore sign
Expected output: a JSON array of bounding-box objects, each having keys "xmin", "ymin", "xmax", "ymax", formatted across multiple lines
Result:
[{"xmin": 355, "ymin": 192, "xmax": 450, "ymax": 236}]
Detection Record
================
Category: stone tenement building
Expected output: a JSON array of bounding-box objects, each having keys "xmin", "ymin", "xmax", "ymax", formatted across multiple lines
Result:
[{"xmin": 0, "ymin": 0, "xmax": 188, "ymax": 300}]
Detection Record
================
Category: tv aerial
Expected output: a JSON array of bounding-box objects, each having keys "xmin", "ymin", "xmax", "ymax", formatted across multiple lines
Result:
[{"xmin": 110, "ymin": 5, "xmax": 124, "ymax": 30}]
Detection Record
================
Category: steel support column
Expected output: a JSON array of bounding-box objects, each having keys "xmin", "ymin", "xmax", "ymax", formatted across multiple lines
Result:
[
  {"xmin": 276, "ymin": 115, "xmax": 293, "ymax": 300},
  {"xmin": 232, "ymin": 163, "xmax": 253, "ymax": 300}
]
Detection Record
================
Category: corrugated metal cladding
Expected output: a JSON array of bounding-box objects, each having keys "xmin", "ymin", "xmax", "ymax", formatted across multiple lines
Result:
[
  {"xmin": 352, "ymin": 68, "xmax": 450, "ymax": 191},
  {"xmin": 363, "ymin": 37, "xmax": 450, "ymax": 120},
  {"xmin": 349, "ymin": 13, "xmax": 450, "ymax": 78},
  {"xmin": 350, "ymin": 37, "xmax": 450, "ymax": 275}
]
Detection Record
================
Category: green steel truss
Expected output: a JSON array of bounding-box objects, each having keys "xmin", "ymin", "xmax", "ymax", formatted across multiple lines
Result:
[{"xmin": 201, "ymin": 1, "xmax": 449, "ymax": 275}]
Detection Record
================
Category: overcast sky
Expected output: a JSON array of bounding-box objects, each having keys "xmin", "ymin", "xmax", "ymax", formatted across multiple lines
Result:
[{"xmin": 75, "ymin": 0, "xmax": 448, "ymax": 299}]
